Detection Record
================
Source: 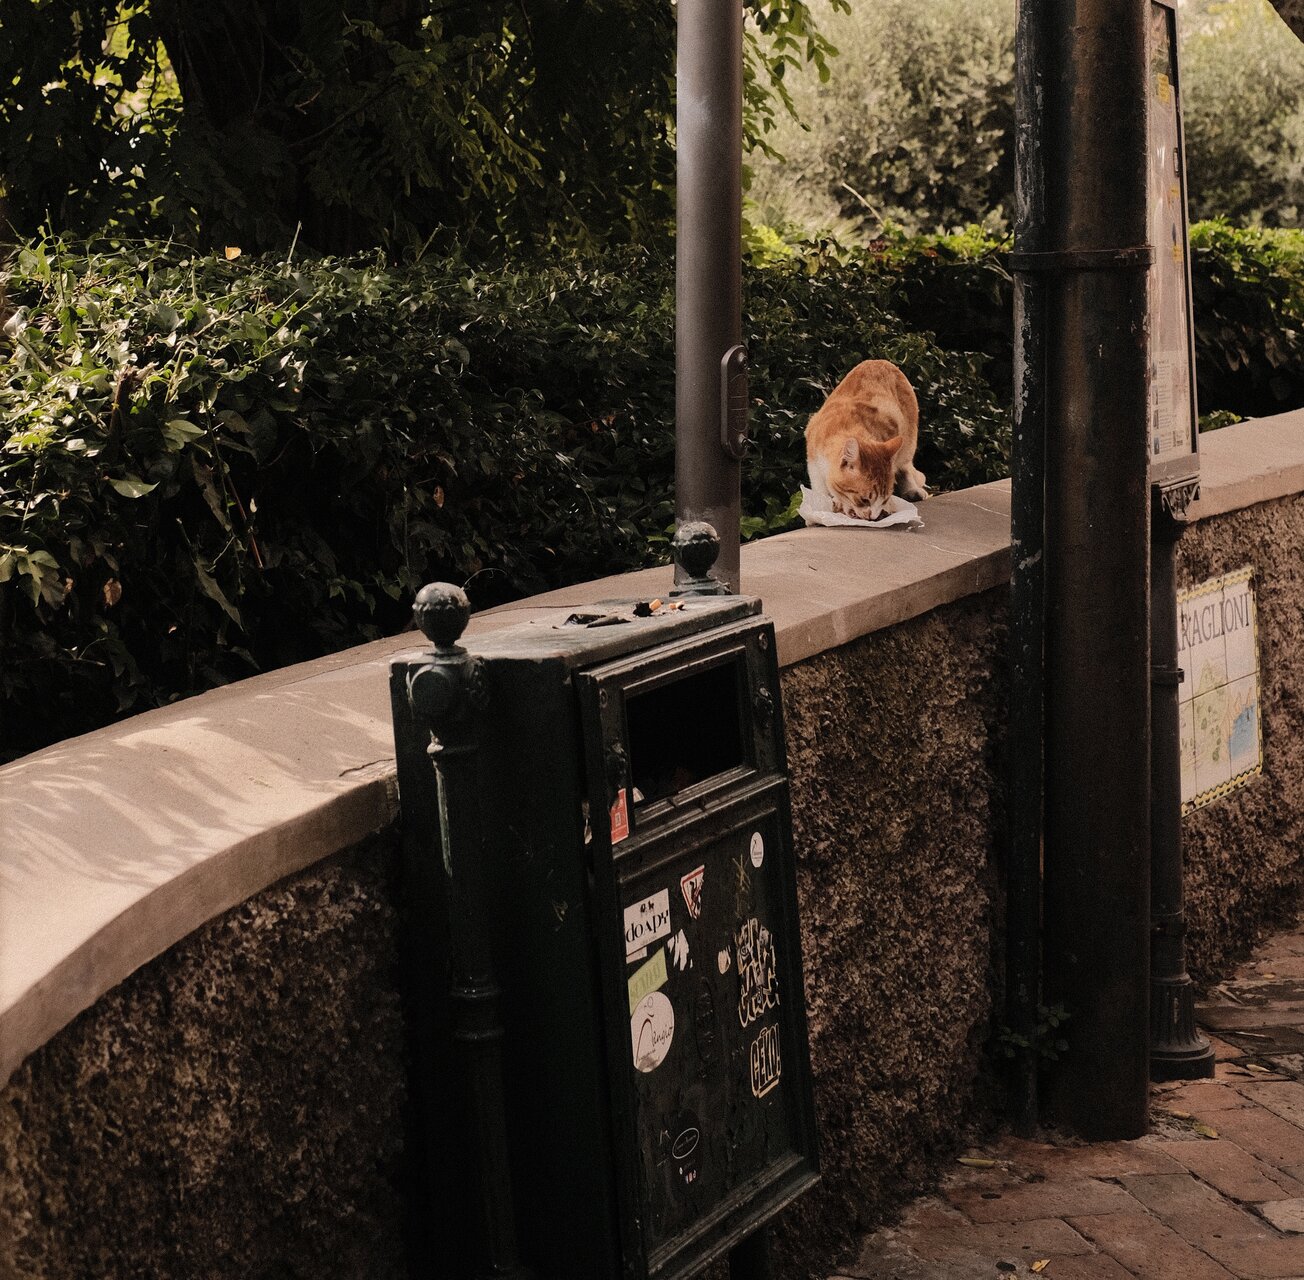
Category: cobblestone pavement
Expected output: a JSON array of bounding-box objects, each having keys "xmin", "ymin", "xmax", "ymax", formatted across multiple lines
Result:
[{"xmin": 835, "ymin": 921, "xmax": 1304, "ymax": 1279}]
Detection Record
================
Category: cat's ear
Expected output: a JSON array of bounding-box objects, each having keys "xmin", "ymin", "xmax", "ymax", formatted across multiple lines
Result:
[
  {"xmin": 878, "ymin": 435, "xmax": 903, "ymax": 456},
  {"xmin": 839, "ymin": 437, "xmax": 860, "ymax": 468}
]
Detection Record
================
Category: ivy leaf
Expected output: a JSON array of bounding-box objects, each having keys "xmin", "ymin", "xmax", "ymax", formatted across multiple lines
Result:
[{"xmin": 109, "ymin": 477, "xmax": 159, "ymax": 498}]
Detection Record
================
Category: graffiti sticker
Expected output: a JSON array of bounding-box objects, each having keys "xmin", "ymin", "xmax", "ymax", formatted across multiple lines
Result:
[
  {"xmin": 749, "ymin": 1024, "xmax": 782, "ymax": 1099},
  {"xmin": 736, "ymin": 917, "xmax": 780, "ymax": 1029}
]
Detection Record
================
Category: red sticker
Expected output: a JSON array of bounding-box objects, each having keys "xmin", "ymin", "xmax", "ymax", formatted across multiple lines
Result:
[
  {"xmin": 680, "ymin": 865, "xmax": 705, "ymax": 919},
  {"xmin": 610, "ymin": 788, "xmax": 630, "ymax": 844}
]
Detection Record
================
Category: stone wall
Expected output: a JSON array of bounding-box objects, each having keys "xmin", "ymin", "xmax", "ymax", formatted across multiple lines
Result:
[
  {"xmin": 0, "ymin": 594, "xmax": 1009, "ymax": 1280},
  {"xmin": 1180, "ymin": 492, "xmax": 1304, "ymax": 981},
  {"xmin": 0, "ymin": 840, "xmax": 408, "ymax": 1280}
]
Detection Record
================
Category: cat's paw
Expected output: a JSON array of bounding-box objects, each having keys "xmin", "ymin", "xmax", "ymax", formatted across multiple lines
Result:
[{"xmin": 899, "ymin": 467, "xmax": 929, "ymax": 502}]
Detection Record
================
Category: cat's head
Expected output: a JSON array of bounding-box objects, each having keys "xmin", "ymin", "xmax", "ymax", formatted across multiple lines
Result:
[{"xmin": 829, "ymin": 435, "xmax": 901, "ymax": 519}]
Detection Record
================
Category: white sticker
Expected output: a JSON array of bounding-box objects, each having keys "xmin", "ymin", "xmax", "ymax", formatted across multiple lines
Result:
[
  {"xmin": 667, "ymin": 928, "xmax": 690, "ymax": 972},
  {"xmin": 717, "ymin": 947, "xmax": 732, "ymax": 975},
  {"xmin": 631, "ymin": 991, "xmax": 675, "ymax": 1072},
  {"xmin": 624, "ymin": 889, "xmax": 672, "ymax": 962},
  {"xmin": 749, "ymin": 1024, "xmax": 782, "ymax": 1098},
  {"xmin": 749, "ymin": 831, "xmax": 765, "ymax": 869}
]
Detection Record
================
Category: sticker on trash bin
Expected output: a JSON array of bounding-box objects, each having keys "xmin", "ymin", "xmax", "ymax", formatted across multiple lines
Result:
[
  {"xmin": 749, "ymin": 831, "xmax": 764, "ymax": 869},
  {"xmin": 625, "ymin": 888, "xmax": 672, "ymax": 962},
  {"xmin": 749, "ymin": 1024, "xmax": 782, "ymax": 1098},
  {"xmin": 680, "ymin": 864, "xmax": 704, "ymax": 919},
  {"xmin": 610, "ymin": 788, "xmax": 630, "ymax": 844},
  {"xmin": 628, "ymin": 949, "xmax": 668, "ymax": 1014},
  {"xmin": 736, "ymin": 917, "xmax": 780, "ymax": 1029},
  {"xmin": 671, "ymin": 1112, "xmax": 702, "ymax": 1185},
  {"xmin": 631, "ymin": 991, "xmax": 675, "ymax": 1072}
]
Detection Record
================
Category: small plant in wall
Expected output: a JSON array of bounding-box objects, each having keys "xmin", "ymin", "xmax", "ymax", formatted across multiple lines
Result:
[{"xmin": 998, "ymin": 1003, "xmax": 1070, "ymax": 1062}]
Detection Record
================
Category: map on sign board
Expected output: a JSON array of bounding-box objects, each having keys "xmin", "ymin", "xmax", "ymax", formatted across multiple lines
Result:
[{"xmin": 1176, "ymin": 568, "xmax": 1262, "ymax": 812}]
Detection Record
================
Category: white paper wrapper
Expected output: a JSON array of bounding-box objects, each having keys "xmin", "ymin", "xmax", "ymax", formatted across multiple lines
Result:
[{"xmin": 798, "ymin": 486, "xmax": 923, "ymax": 529}]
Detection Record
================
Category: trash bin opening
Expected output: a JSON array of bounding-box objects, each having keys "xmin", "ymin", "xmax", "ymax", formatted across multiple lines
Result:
[{"xmin": 627, "ymin": 660, "xmax": 745, "ymax": 807}]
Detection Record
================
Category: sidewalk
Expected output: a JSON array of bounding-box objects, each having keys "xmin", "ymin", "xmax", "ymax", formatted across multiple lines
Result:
[{"xmin": 837, "ymin": 918, "xmax": 1304, "ymax": 1279}]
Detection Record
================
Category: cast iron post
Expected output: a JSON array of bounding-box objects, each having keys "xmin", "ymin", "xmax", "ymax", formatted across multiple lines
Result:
[
  {"xmin": 1150, "ymin": 493, "xmax": 1215, "ymax": 1079},
  {"xmin": 675, "ymin": 0, "xmax": 745, "ymax": 594},
  {"xmin": 405, "ymin": 584, "xmax": 532, "ymax": 1280},
  {"xmin": 1033, "ymin": 0, "xmax": 1154, "ymax": 1139}
]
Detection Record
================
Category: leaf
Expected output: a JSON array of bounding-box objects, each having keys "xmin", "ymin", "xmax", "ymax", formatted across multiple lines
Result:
[
  {"xmin": 1031, "ymin": 1262, "xmax": 1050, "ymax": 1274},
  {"xmin": 109, "ymin": 477, "xmax": 159, "ymax": 499},
  {"xmin": 957, "ymin": 1157, "xmax": 997, "ymax": 1169},
  {"xmin": 1193, "ymin": 1122, "xmax": 1219, "ymax": 1140},
  {"xmin": 193, "ymin": 560, "xmax": 243, "ymax": 628},
  {"xmin": 225, "ymin": 247, "xmax": 242, "ymax": 261},
  {"xmin": 163, "ymin": 419, "xmax": 205, "ymax": 450}
]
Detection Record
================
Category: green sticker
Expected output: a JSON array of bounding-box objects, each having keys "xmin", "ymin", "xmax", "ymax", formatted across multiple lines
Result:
[{"xmin": 628, "ymin": 948, "xmax": 669, "ymax": 1015}]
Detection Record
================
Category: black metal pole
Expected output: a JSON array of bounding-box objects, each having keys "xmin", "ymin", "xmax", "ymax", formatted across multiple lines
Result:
[
  {"xmin": 407, "ymin": 584, "xmax": 532, "ymax": 1280},
  {"xmin": 1150, "ymin": 502, "xmax": 1215, "ymax": 1079},
  {"xmin": 1007, "ymin": 0, "xmax": 1049, "ymax": 1139},
  {"xmin": 675, "ymin": 0, "xmax": 743, "ymax": 593},
  {"xmin": 1038, "ymin": 0, "xmax": 1153, "ymax": 1140}
]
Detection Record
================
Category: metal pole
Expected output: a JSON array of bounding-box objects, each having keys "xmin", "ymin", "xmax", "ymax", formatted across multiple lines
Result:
[
  {"xmin": 675, "ymin": 0, "xmax": 743, "ymax": 593},
  {"xmin": 406, "ymin": 584, "xmax": 532, "ymax": 1280},
  {"xmin": 1038, "ymin": 0, "xmax": 1153, "ymax": 1140},
  {"xmin": 1150, "ymin": 503, "xmax": 1215, "ymax": 1079},
  {"xmin": 1007, "ymin": 0, "xmax": 1049, "ymax": 1139}
]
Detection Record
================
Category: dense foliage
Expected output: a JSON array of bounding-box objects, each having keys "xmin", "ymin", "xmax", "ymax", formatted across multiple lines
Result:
[
  {"xmin": 0, "ymin": 0, "xmax": 844, "ymax": 255},
  {"xmin": 1182, "ymin": 0, "xmax": 1304, "ymax": 226},
  {"xmin": 5, "ymin": 221, "xmax": 1301, "ymax": 759},
  {"xmin": 750, "ymin": 0, "xmax": 1304, "ymax": 238},
  {"xmin": 0, "ymin": 235, "xmax": 1009, "ymax": 758}
]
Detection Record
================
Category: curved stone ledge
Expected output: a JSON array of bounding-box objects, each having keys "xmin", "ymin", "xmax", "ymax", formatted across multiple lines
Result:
[{"xmin": 2, "ymin": 408, "xmax": 1301, "ymax": 1088}]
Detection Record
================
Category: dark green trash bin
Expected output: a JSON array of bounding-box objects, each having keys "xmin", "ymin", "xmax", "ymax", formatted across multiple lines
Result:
[{"xmin": 391, "ymin": 590, "xmax": 818, "ymax": 1280}]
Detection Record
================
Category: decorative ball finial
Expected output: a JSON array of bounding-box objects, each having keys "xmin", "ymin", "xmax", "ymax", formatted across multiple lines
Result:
[
  {"xmin": 413, "ymin": 582, "xmax": 471, "ymax": 651},
  {"xmin": 672, "ymin": 521, "xmax": 721, "ymax": 582}
]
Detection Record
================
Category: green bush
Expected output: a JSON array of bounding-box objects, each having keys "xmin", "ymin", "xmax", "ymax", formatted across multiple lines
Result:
[
  {"xmin": 1190, "ymin": 220, "xmax": 1304, "ymax": 417},
  {"xmin": 7, "ymin": 220, "xmax": 1298, "ymax": 760},
  {"xmin": 749, "ymin": 0, "xmax": 1015, "ymax": 239},
  {"xmin": 1181, "ymin": 0, "xmax": 1304, "ymax": 228},
  {"xmin": 0, "ymin": 238, "xmax": 1008, "ymax": 759}
]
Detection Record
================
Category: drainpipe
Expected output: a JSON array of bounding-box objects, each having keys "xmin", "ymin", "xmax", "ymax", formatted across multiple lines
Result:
[
  {"xmin": 675, "ymin": 0, "xmax": 745, "ymax": 594},
  {"xmin": 1007, "ymin": 0, "xmax": 1049, "ymax": 1139},
  {"xmin": 1032, "ymin": 0, "xmax": 1153, "ymax": 1140}
]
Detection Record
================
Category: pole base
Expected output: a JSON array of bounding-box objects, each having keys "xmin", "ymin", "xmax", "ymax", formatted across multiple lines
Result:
[
  {"xmin": 1151, "ymin": 974, "xmax": 1216, "ymax": 1081},
  {"xmin": 1151, "ymin": 1039, "xmax": 1217, "ymax": 1081}
]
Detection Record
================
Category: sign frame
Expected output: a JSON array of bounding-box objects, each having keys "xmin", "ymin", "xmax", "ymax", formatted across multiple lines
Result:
[{"xmin": 1148, "ymin": 0, "xmax": 1202, "ymax": 493}]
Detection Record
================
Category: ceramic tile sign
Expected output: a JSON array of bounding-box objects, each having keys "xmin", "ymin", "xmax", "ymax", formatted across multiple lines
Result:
[{"xmin": 1176, "ymin": 567, "xmax": 1262, "ymax": 812}]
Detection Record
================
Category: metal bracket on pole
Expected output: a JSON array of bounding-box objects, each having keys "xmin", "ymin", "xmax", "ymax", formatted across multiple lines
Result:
[
  {"xmin": 1007, "ymin": 245, "xmax": 1155, "ymax": 274},
  {"xmin": 720, "ymin": 344, "xmax": 750, "ymax": 460}
]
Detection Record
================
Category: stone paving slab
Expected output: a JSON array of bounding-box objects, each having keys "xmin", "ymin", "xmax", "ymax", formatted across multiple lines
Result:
[{"xmin": 834, "ymin": 916, "xmax": 1304, "ymax": 1279}]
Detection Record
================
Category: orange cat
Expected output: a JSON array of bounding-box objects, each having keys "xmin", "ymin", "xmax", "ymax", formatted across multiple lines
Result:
[{"xmin": 805, "ymin": 360, "xmax": 928, "ymax": 520}]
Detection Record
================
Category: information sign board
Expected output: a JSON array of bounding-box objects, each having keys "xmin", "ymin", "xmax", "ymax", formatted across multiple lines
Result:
[{"xmin": 1148, "ymin": 0, "xmax": 1200, "ymax": 485}]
